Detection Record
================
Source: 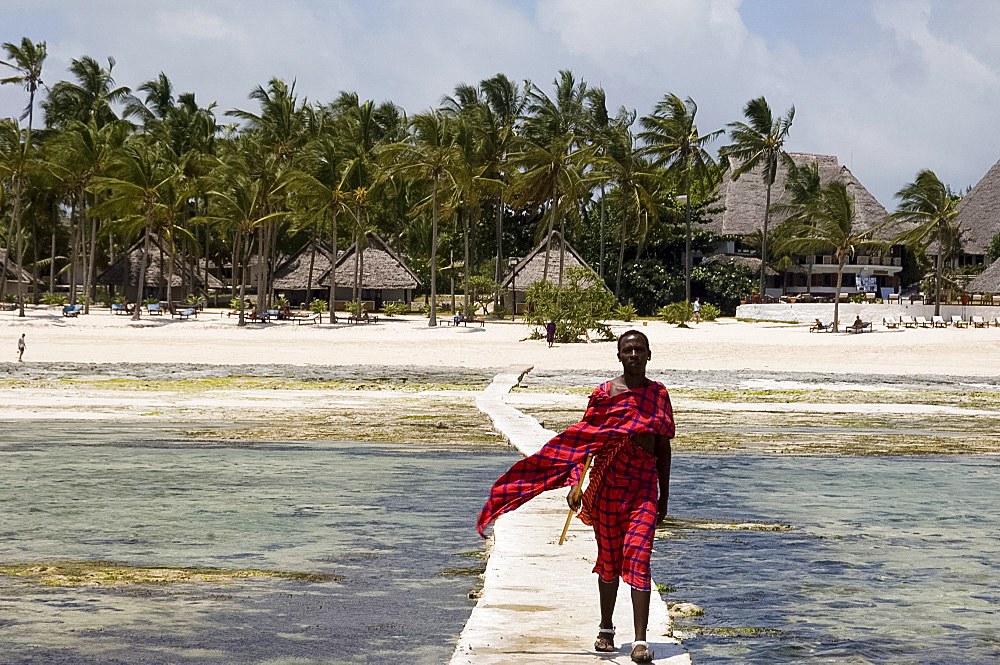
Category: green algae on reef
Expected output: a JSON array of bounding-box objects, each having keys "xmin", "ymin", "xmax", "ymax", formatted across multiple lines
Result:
[
  {"xmin": 0, "ymin": 376, "xmax": 487, "ymax": 393},
  {"xmin": 0, "ymin": 561, "xmax": 340, "ymax": 587}
]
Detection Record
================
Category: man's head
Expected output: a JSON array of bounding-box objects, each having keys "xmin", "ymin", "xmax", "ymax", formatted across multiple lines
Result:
[{"xmin": 617, "ymin": 329, "xmax": 651, "ymax": 375}]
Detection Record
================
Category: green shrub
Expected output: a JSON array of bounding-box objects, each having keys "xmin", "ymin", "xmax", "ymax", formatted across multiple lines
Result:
[
  {"xmin": 383, "ymin": 302, "xmax": 408, "ymax": 316},
  {"xmin": 142, "ymin": 297, "xmax": 158, "ymax": 306},
  {"xmin": 41, "ymin": 293, "xmax": 67, "ymax": 306},
  {"xmin": 309, "ymin": 298, "xmax": 327, "ymax": 313},
  {"xmin": 612, "ymin": 303, "xmax": 637, "ymax": 322},
  {"xmin": 700, "ymin": 302, "xmax": 721, "ymax": 321},
  {"xmin": 492, "ymin": 304, "xmax": 509, "ymax": 319},
  {"xmin": 525, "ymin": 267, "xmax": 615, "ymax": 342},
  {"xmin": 657, "ymin": 301, "xmax": 694, "ymax": 324}
]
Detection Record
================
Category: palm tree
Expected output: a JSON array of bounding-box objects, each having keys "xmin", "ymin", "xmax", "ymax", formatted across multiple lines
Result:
[
  {"xmin": 1, "ymin": 37, "xmax": 47, "ymax": 316},
  {"xmin": 518, "ymin": 70, "xmax": 594, "ymax": 288},
  {"xmin": 890, "ymin": 170, "xmax": 961, "ymax": 315},
  {"xmin": 42, "ymin": 55, "xmax": 131, "ymax": 129},
  {"xmin": 90, "ymin": 139, "xmax": 177, "ymax": 320},
  {"xmin": 286, "ymin": 133, "xmax": 353, "ymax": 313},
  {"xmin": 722, "ymin": 96, "xmax": 794, "ymax": 299},
  {"xmin": 382, "ymin": 111, "xmax": 463, "ymax": 326},
  {"xmin": 779, "ymin": 181, "xmax": 887, "ymax": 331},
  {"xmin": 640, "ymin": 94, "xmax": 723, "ymax": 302},
  {"xmin": 199, "ymin": 173, "xmax": 286, "ymax": 325}
]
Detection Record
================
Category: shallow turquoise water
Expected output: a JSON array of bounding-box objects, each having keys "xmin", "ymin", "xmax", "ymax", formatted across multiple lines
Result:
[
  {"xmin": 0, "ymin": 422, "xmax": 518, "ymax": 664},
  {"xmin": 658, "ymin": 454, "xmax": 1000, "ymax": 664}
]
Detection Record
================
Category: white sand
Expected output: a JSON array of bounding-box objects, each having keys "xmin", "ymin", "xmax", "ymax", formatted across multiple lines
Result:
[{"xmin": 4, "ymin": 306, "xmax": 1000, "ymax": 377}]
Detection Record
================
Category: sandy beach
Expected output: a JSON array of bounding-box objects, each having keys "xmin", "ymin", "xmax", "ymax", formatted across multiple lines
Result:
[{"xmin": 4, "ymin": 306, "xmax": 1000, "ymax": 377}]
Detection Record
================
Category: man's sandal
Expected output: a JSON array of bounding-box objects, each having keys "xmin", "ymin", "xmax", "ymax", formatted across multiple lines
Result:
[
  {"xmin": 631, "ymin": 640, "xmax": 654, "ymax": 663},
  {"xmin": 594, "ymin": 626, "xmax": 616, "ymax": 652}
]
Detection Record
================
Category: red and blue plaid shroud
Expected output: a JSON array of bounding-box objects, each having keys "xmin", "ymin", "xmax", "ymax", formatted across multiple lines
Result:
[{"xmin": 476, "ymin": 380, "xmax": 675, "ymax": 540}]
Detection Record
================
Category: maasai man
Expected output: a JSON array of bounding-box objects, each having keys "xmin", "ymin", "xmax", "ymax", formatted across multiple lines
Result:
[{"xmin": 478, "ymin": 330, "xmax": 673, "ymax": 663}]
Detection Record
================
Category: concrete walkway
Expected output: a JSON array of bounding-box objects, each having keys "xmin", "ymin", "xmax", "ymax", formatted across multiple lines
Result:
[{"xmin": 450, "ymin": 369, "xmax": 690, "ymax": 665}]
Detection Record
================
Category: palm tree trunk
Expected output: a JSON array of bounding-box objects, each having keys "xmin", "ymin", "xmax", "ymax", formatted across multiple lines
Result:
[
  {"xmin": 49, "ymin": 207, "xmax": 56, "ymax": 295},
  {"xmin": 306, "ymin": 221, "xmax": 317, "ymax": 306},
  {"xmin": 599, "ymin": 184, "xmax": 606, "ymax": 279},
  {"xmin": 542, "ymin": 182, "xmax": 557, "ymax": 283},
  {"xmin": 429, "ymin": 177, "xmax": 438, "ymax": 327},
  {"xmin": 237, "ymin": 229, "xmax": 248, "ymax": 327},
  {"xmin": 463, "ymin": 208, "xmax": 471, "ymax": 318},
  {"xmin": 934, "ymin": 230, "xmax": 944, "ymax": 316},
  {"xmin": 12, "ymin": 175, "xmax": 25, "ymax": 316},
  {"xmin": 494, "ymin": 195, "xmax": 503, "ymax": 310},
  {"xmin": 833, "ymin": 259, "xmax": 845, "ymax": 332},
  {"xmin": 356, "ymin": 228, "xmax": 365, "ymax": 319},
  {"xmin": 165, "ymin": 241, "xmax": 175, "ymax": 313},
  {"xmin": 684, "ymin": 171, "xmax": 693, "ymax": 304},
  {"xmin": 328, "ymin": 213, "xmax": 338, "ymax": 318},
  {"xmin": 84, "ymin": 196, "xmax": 98, "ymax": 314},
  {"xmin": 761, "ymin": 182, "xmax": 772, "ymax": 300},
  {"xmin": 132, "ymin": 214, "xmax": 152, "ymax": 321},
  {"xmin": 615, "ymin": 206, "xmax": 628, "ymax": 298},
  {"xmin": 69, "ymin": 197, "xmax": 79, "ymax": 305},
  {"xmin": 31, "ymin": 205, "xmax": 40, "ymax": 305}
]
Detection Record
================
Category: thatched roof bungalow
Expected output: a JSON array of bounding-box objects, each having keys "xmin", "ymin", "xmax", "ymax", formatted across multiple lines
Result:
[
  {"xmin": 272, "ymin": 238, "xmax": 339, "ymax": 305},
  {"xmin": 966, "ymin": 258, "xmax": 1000, "ymax": 294},
  {"xmin": 95, "ymin": 233, "xmax": 223, "ymax": 301},
  {"xmin": 708, "ymin": 152, "xmax": 903, "ymax": 297},
  {"xmin": 0, "ymin": 248, "xmax": 39, "ymax": 297},
  {"xmin": 499, "ymin": 231, "xmax": 604, "ymax": 312},
  {"xmin": 317, "ymin": 232, "xmax": 421, "ymax": 309},
  {"xmin": 954, "ymin": 158, "xmax": 1000, "ymax": 259}
]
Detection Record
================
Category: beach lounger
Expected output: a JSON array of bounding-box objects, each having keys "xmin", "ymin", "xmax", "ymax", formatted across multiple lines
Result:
[
  {"xmin": 971, "ymin": 316, "xmax": 987, "ymax": 328},
  {"xmin": 915, "ymin": 316, "xmax": 931, "ymax": 328},
  {"xmin": 145, "ymin": 303, "xmax": 163, "ymax": 316},
  {"xmin": 809, "ymin": 321, "xmax": 831, "ymax": 332},
  {"xmin": 253, "ymin": 311, "xmax": 271, "ymax": 323},
  {"xmin": 900, "ymin": 315, "xmax": 917, "ymax": 328},
  {"xmin": 932, "ymin": 315, "xmax": 947, "ymax": 328},
  {"xmin": 847, "ymin": 321, "xmax": 872, "ymax": 333},
  {"xmin": 62, "ymin": 304, "xmax": 83, "ymax": 317},
  {"xmin": 294, "ymin": 312, "xmax": 321, "ymax": 325},
  {"xmin": 883, "ymin": 316, "xmax": 900, "ymax": 329},
  {"xmin": 951, "ymin": 315, "xmax": 968, "ymax": 328},
  {"xmin": 110, "ymin": 303, "xmax": 131, "ymax": 315},
  {"xmin": 172, "ymin": 307, "xmax": 197, "ymax": 320}
]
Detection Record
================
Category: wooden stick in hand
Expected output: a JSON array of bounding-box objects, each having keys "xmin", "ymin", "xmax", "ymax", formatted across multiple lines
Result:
[{"xmin": 558, "ymin": 454, "xmax": 593, "ymax": 545}]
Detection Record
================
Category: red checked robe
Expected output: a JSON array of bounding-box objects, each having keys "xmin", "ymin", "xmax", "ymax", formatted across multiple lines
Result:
[{"xmin": 477, "ymin": 380, "xmax": 675, "ymax": 537}]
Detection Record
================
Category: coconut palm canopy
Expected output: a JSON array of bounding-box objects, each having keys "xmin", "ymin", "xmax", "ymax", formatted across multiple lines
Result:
[
  {"xmin": 0, "ymin": 248, "xmax": 37, "ymax": 285},
  {"xmin": 500, "ymin": 230, "xmax": 603, "ymax": 289},
  {"xmin": 319, "ymin": 232, "xmax": 421, "ymax": 290},
  {"xmin": 709, "ymin": 152, "xmax": 893, "ymax": 238},
  {"xmin": 95, "ymin": 233, "xmax": 223, "ymax": 289},
  {"xmin": 954, "ymin": 158, "xmax": 1000, "ymax": 256},
  {"xmin": 966, "ymin": 258, "xmax": 1000, "ymax": 294},
  {"xmin": 272, "ymin": 238, "xmax": 338, "ymax": 290}
]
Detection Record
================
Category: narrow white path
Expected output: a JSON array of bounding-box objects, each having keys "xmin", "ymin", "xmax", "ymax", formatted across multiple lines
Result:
[{"xmin": 450, "ymin": 369, "xmax": 691, "ymax": 665}]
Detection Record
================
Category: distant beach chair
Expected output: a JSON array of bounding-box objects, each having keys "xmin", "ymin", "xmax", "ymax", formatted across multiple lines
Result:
[
  {"xmin": 172, "ymin": 307, "xmax": 197, "ymax": 320},
  {"xmin": 883, "ymin": 316, "xmax": 900, "ymax": 329},
  {"xmin": 145, "ymin": 303, "xmax": 163, "ymax": 316},
  {"xmin": 971, "ymin": 316, "xmax": 987, "ymax": 328},
  {"xmin": 62, "ymin": 304, "xmax": 83, "ymax": 317},
  {"xmin": 932, "ymin": 315, "xmax": 947, "ymax": 328},
  {"xmin": 809, "ymin": 319, "xmax": 830, "ymax": 332},
  {"xmin": 971, "ymin": 294, "xmax": 983, "ymax": 305},
  {"xmin": 915, "ymin": 316, "xmax": 931, "ymax": 328},
  {"xmin": 110, "ymin": 303, "xmax": 131, "ymax": 315},
  {"xmin": 887, "ymin": 293, "xmax": 901, "ymax": 304},
  {"xmin": 900, "ymin": 315, "xmax": 917, "ymax": 328},
  {"xmin": 847, "ymin": 321, "xmax": 872, "ymax": 334},
  {"xmin": 951, "ymin": 315, "xmax": 968, "ymax": 328},
  {"xmin": 253, "ymin": 311, "xmax": 271, "ymax": 323},
  {"xmin": 294, "ymin": 312, "xmax": 321, "ymax": 325}
]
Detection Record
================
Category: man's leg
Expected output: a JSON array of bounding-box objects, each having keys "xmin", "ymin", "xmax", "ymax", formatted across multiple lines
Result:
[
  {"xmin": 599, "ymin": 577, "xmax": 618, "ymax": 630},
  {"xmin": 631, "ymin": 586, "xmax": 650, "ymax": 642}
]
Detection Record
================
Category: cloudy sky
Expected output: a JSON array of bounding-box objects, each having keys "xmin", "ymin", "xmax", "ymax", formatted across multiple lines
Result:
[{"xmin": 3, "ymin": 0, "xmax": 999, "ymax": 206}]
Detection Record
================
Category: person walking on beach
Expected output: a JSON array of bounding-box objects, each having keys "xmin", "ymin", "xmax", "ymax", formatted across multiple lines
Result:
[
  {"xmin": 546, "ymin": 320, "xmax": 556, "ymax": 347},
  {"xmin": 693, "ymin": 297, "xmax": 701, "ymax": 324},
  {"xmin": 478, "ymin": 330, "xmax": 674, "ymax": 663},
  {"xmin": 17, "ymin": 333, "xmax": 25, "ymax": 362}
]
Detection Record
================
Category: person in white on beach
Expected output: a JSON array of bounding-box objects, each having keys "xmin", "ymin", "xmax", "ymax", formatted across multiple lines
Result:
[
  {"xmin": 17, "ymin": 333, "xmax": 25, "ymax": 362},
  {"xmin": 693, "ymin": 297, "xmax": 701, "ymax": 324}
]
